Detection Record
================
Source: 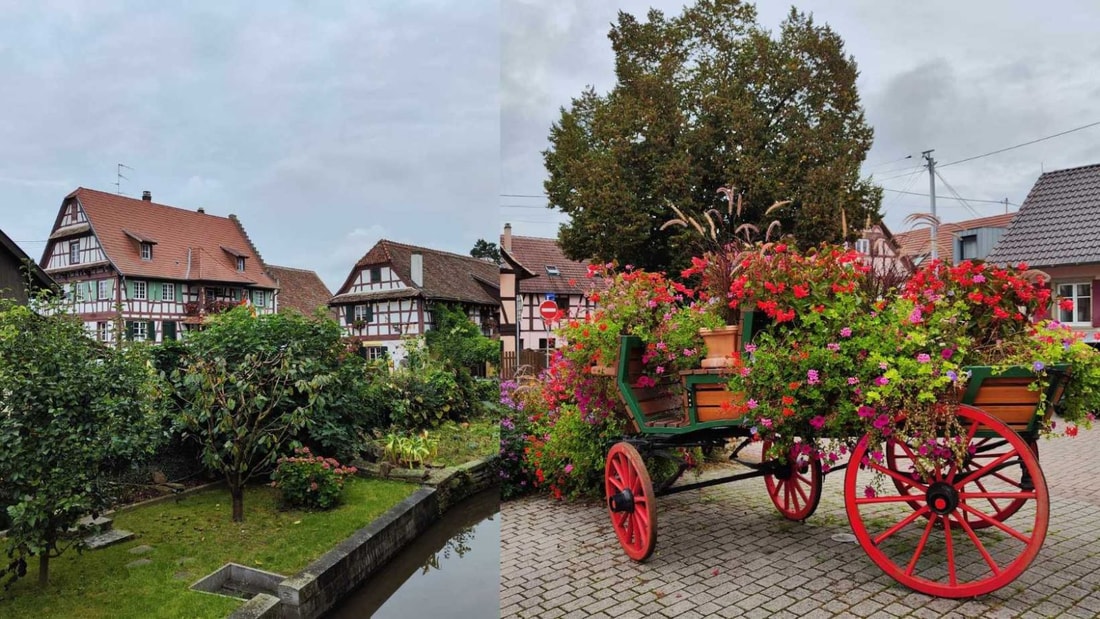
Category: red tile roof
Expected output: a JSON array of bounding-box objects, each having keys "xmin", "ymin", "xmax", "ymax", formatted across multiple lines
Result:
[
  {"xmin": 44, "ymin": 188, "xmax": 277, "ymax": 288},
  {"xmin": 266, "ymin": 265, "xmax": 336, "ymax": 318},
  {"xmin": 502, "ymin": 234, "xmax": 599, "ymax": 295},
  {"xmin": 893, "ymin": 213, "xmax": 1015, "ymax": 264},
  {"xmin": 335, "ymin": 240, "xmax": 498, "ymax": 306}
]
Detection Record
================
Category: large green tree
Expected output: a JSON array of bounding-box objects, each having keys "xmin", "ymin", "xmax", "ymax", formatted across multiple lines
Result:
[
  {"xmin": 544, "ymin": 0, "xmax": 881, "ymax": 272},
  {"xmin": 0, "ymin": 297, "xmax": 165, "ymax": 587}
]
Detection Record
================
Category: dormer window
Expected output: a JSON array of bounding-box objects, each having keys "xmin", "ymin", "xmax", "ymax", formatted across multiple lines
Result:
[
  {"xmin": 854, "ymin": 239, "xmax": 870, "ymax": 255},
  {"xmin": 141, "ymin": 242, "xmax": 152, "ymax": 260},
  {"xmin": 237, "ymin": 257, "xmax": 246, "ymax": 272},
  {"xmin": 545, "ymin": 265, "xmax": 561, "ymax": 276}
]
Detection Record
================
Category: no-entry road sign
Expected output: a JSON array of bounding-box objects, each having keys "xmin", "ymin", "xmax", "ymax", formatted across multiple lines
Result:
[{"xmin": 539, "ymin": 300, "xmax": 559, "ymax": 322}]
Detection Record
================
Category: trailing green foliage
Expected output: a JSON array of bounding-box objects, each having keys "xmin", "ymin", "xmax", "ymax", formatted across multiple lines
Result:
[{"xmin": 0, "ymin": 296, "xmax": 166, "ymax": 587}]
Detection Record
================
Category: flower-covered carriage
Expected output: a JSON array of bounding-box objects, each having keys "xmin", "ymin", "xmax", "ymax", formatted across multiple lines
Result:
[{"xmin": 598, "ymin": 246, "xmax": 1096, "ymax": 598}]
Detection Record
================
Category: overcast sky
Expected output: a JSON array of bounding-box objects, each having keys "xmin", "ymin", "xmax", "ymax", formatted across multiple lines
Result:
[
  {"xmin": 0, "ymin": 0, "xmax": 498, "ymax": 291},
  {"xmin": 502, "ymin": 0, "xmax": 1100, "ymax": 240}
]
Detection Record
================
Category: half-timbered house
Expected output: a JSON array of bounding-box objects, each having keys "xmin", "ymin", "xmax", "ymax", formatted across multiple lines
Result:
[
  {"xmin": 267, "ymin": 264, "xmax": 336, "ymax": 319},
  {"xmin": 39, "ymin": 188, "xmax": 278, "ymax": 343},
  {"xmin": 499, "ymin": 224, "xmax": 601, "ymax": 355},
  {"xmin": 0, "ymin": 227, "xmax": 55, "ymax": 305},
  {"xmin": 328, "ymin": 240, "xmax": 499, "ymax": 365}
]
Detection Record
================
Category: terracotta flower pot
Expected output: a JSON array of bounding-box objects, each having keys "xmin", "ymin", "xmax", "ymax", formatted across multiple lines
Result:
[{"xmin": 698, "ymin": 325, "xmax": 741, "ymax": 369}]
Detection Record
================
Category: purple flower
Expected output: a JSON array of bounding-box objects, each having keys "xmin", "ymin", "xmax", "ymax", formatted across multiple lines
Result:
[
  {"xmin": 857, "ymin": 405, "xmax": 875, "ymax": 418},
  {"xmin": 1032, "ymin": 361, "xmax": 1045, "ymax": 372},
  {"xmin": 744, "ymin": 343, "xmax": 757, "ymax": 353},
  {"xmin": 840, "ymin": 327, "xmax": 853, "ymax": 338},
  {"xmin": 941, "ymin": 348, "xmax": 954, "ymax": 360},
  {"xmin": 747, "ymin": 399, "xmax": 758, "ymax": 409},
  {"xmin": 908, "ymin": 307, "xmax": 923, "ymax": 324},
  {"xmin": 564, "ymin": 464, "xmax": 574, "ymax": 474},
  {"xmin": 947, "ymin": 370, "xmax": 958, "ymax": 382},
  {"xmin": 864, "ymin": 486, "xmax": 877, "ymax": 498},
  {"xmin": 809, "ymin": 415, "xmax": 826, "ymax": 430},
  {"xmin": 502, "ymin": 418, "xmax": 515, "ymax": 430},
  {"xmin": 875, "ymin": 376, "xmax": 890, "ymax": 386},
  {"xmin": 873, "ymin": 414, "xmax": 891, "ymax": 430},
  {"xmin": 827, "ymin": 342, "xmax": 840, "ymax": 352},
  {"xmin": 807, "ymin": 369, "xmax": 820, "ymax": 385},
  {"xmin": 916, "ymin": 353, "xmax": 931, "ymax": 363}
]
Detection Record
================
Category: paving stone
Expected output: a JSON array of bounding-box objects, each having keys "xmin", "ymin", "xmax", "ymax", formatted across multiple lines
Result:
[
  {"xmin": 125, "ymin": 558, "xmax": 152, "ymax": 569},
  {"xmin": 128, "ymin": 544, "xmax": 154, "ymax": 555},
  {"xmin": 500, "ymin": 426, "xmax": 1100, "ymax": 618},
  {"xmin": 84, "ymin": 528, "xmax": 134, "ymax": 550}
]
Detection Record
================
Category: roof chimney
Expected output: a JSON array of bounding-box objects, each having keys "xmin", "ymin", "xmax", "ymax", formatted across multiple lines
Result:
[
  {"xmin": 142, "ymin": 190, "xmax": 152, "ymax": 202},
  {"xmin": 503, "ymin": 223, "xmax": 512, "ymax": 252},
  {"xmin": 410, "ymin": 251, "xmax": 423, "ymax": 287},
  {"xmin": 197, "ymin": 207, "xmax": 205, "ymax": 214}
]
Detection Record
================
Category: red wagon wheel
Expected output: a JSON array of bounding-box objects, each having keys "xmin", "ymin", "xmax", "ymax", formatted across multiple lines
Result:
[
  {"xmin": 886, "ymin": 435, "xmax": 1039, "ymax": 529},
  {"xmin": 762, "ymin": 439, "xmax": 822, "ymax": 521},
  {"xmin": 845, "ymin": 404, "xmax": 1048, "ymax": 598},
  {"xmin": 605, "ymin": 442, "xmax": 657, "ymax": 561}
]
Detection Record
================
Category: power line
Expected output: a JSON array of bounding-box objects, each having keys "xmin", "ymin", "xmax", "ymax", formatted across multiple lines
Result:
[
  {"xmin": 864, "ymin": 154, "xmax": 914, "ymax": 170},
  {"xmin": 500, "ymin": 193, "xmax": 546, "ymax": 198},
  {"xmin": 881, "ymin": 188, "xmax": 1018, "ymax": 206},
  {"xmin": 501, "ymin": 204, "xmax": 550, "ymax": 209},
  {"xmin": 939, "ymin": 119, "xmax": 1100, "ymax": 168},
  {"xmin": 872, "ymin": 165, "xmax": 928, "ymax": 182}
]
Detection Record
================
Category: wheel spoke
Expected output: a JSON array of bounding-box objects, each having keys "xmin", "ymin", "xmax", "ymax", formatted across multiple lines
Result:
[
  {"xmin": 955, "ymin": 450, "xmax": 1016, "ymax": 488},
  {"xmin": 959, "ymin": 491, "xmax": 1035, "ymax": 499},
  {"xmin": 608, "ymin": 474, "xmax": 625, "ymax": 492},
  {"xmin": 793, "ymin": 478, "xmax": 810, "ymax": 505},
  {"xmin": 959, "ymin": 503, "xmax": 1033, "ymax": 544},
  {"xmin": 989, "ymin": 470, "xmax": 1025, "ymax": 489},
  {"xmin": 873, "ymin": 504, "xmax": 932, "ymax": 546},
  {"xmin": 971, "ymin": 478, "xmax": 1003, "ymax": 513},
  {"xmin": 868, "ymin": 460, "xmax": 929, "ymax": 492},
  {"xmin": 944, "ymin": 516, "xmax": 957, "ymax": 586},
  {"xmin": 855, "ymin": 495, "xmax": 930, "ymax": 504},
  {"xmin": 905, "ymin": 516, "xmax": 937, "ymax": 576},
  {"xmin": 955, "ymin": 512, "xmax": 1001, "ymax": 576}
]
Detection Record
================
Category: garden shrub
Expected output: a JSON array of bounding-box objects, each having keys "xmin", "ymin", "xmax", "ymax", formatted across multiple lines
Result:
[
  {"xmin": 529, "ymin": 404, "xmax": 624, "ymax": 500},
  {"xmin": 270, "ymin": 447, "xmax": 358, "ymax": 510}
]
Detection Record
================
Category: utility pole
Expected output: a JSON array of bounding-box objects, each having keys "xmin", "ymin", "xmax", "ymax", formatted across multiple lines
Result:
[
  {"xmin": 1004, "ymin": 198, "xmax": 1009, "ymax": 214},
  {"xmin": 922, "ymin": 150, "xmax": 938, "ymax": 260}
]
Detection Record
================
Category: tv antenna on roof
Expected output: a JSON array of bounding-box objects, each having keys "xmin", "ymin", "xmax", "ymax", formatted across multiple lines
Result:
[{"xmin": 114, "ymin": 163, "xmax": 133, "ymax": 195}]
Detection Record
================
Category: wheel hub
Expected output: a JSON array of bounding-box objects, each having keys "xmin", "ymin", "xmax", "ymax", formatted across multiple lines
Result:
[
  {"xmin": 925, "ymin": 481, "xmax": 959, "ymax": 516},
  {"xmin": 609, "ymin": 488, "xmax": 635, "ymax": 513}
]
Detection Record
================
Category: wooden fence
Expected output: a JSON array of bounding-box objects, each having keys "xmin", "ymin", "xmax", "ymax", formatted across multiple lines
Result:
[{"xmin": 501, "ymin": 349, "xmax": 552, "ymax": 381}]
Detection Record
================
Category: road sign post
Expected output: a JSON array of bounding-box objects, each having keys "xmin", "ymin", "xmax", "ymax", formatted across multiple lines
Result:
[{"xmin": 539, "ymin": 300, "xmax": 558, "ymax": 367}]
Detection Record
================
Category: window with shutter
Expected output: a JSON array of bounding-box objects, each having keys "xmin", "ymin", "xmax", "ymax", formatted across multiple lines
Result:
[{"xmin": 163, "ymin": 321, "xmax": 177, "ymax": 341}]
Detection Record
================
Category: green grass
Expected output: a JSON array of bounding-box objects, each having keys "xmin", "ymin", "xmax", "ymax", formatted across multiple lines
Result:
[
  {"xmin": 432, "ymin": 416, "xmax": 499, "ymax": 467},
  {"xmin": 0, "ymin": 477, "xmax": 416, "ymax": 619}
]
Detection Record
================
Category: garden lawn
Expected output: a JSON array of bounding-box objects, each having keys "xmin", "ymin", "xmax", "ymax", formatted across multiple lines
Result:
[
  {"xmin": 433, "ymin": 415, "xmax": 500, "ymax": 467},
  {"xmin": 0, "ymin": 477, "xmax": 415, "ymax": 619}
]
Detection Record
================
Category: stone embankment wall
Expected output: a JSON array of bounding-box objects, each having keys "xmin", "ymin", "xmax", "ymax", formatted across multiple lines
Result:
[{"xmin": 227, "ymin": 454, "xmax": 499, "ymax": 619}]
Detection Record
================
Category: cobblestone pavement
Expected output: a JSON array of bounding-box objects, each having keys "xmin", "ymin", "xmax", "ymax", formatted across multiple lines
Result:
[{"xmin": 500, "ymin": 426, "xmax": 1100, "ymax": 618}]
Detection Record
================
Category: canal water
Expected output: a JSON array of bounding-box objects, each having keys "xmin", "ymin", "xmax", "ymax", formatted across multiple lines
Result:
[{"xmin": 327, "ymin": 489, "xmax": 500, "ymax": 618}]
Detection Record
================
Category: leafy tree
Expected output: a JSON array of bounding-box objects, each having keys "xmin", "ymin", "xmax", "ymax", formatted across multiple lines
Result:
[
  {"xmin": 0, "ymin": 296, "xmax": 165, "ymax": 587},
  {"xmin": 173, "ymin": 307, "xmax": 339, "ymax": 522},
  {"xmin": 470, "ymin": 239, "xmax": 501, "ymax": 264},
  {"xmin": 544, "ymin": 0, "xmax": 881, "ymax": 272},
  {"xmin": 424, "ymin": 304, "xmax": 500, "ymax": 371}
]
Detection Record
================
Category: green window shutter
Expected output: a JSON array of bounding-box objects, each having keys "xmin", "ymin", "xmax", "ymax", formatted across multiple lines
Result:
[
  {"xmin": 176, "ymin": 285, "xmax": 183, "ymax": 302},
  {"xmin": 163, "ymin": 321, "xmax": 177, "ymax": 341},
  {"xmin": 108, "ymin": 278, "xmax": 116, "ymax": 300},
  {"xmin": 125, "ymin": 321, "xmax": 135, "ymax": 340},
  {"xmin": 148, "ymin": 321, "xmax": 157, "ymax": 341},
  {"xmin": 151, "ymin": 282, "xmax": 161, "ymax": 301},
  {"xmin": 343, "ymin": 305, "xmax": 352, "ymax": 323},
  {"xmin": 366, "ymin": 305, "xmax": 374, "ymax": 322},
  {"xmin": 125, "ymin": 281, "xmax": 134, "ymax": 300}
]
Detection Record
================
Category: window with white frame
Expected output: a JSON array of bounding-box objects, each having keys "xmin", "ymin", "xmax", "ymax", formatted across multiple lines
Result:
[
  {"xmin": 364, "ymin": 346, "xmax": 388, "ymax": 361},
  {"xmin": 162, "ymin": 282, "xmax": 175, "ymax": 301},
  {"xmin": 69, "ymin": 241, "xmax": 80, "ymax": 264},
  {"xmin": 133, "ymin": 280, "xmax": 147, "ymax": 300},
  {"xmin": 74, "ymin": 281, "xmax": 85, "ymax": 301},
  {"xmin": 354, "ymin": 304, "xmax": 372, "ymax": 323},
  {"xmin": 1057, "ymin": 282, "xmax": 1091, "ymax": 324},
  {"xmin": 141, "ymin": 243, "xmax": 152, "ymax": 260},
  {"xmin": 98, "ymin": 279, "xmax": 109, "ymax": 300},
  {"xmin": 96, "ymin": 321, "xmax": 109, "ymax": 341},
  {"xmin": 132, "ymin": 321, "xmax": 148, "ymax": 341},
  {"xmin": 237, "ymin": 256, "xmax": 246, "ymax": 272},
  {"xmin": 253, "ymin": 289, "xmax": 265, "ymax": 308}
]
